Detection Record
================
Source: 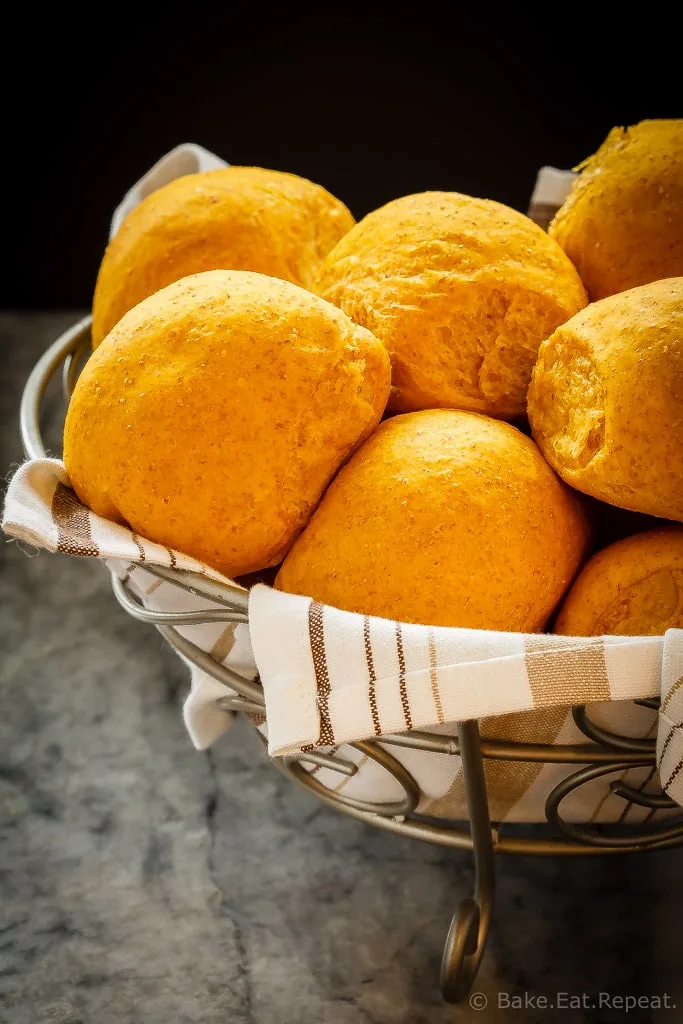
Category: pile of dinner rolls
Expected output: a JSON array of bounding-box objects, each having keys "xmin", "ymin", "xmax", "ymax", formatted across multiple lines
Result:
[{"xmin": 64, "ymin": 119, "xmax": 683, "ymax": 641}]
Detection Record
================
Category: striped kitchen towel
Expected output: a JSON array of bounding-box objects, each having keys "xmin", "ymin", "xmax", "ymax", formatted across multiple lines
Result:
[
  {"xmin": 528, "ymin": 166, "xmax": 577, "ymax": 229},
  {"xmin": 247, "ymin": 587, "xmax": 672, "ymax": 756},
  {"xmin": 4, "ymin": 457, "xmax": 683, "ymax": 816},
  {"xmin": 109, "ymin": 143, "xmax": 228, "ymax": 238},
  {"xmin": 5, "ymin": 459, "xmax": 231, "ymax": 580}
]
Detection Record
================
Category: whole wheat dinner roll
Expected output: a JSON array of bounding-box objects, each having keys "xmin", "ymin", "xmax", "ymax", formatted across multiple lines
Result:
[
  {"xmin": 549, "ymin": 120, "xmax": 683, "ymax": 300},
  {"xmin": 556, "ymin": 527, "xmax": 683, "ymax": 636},
  {"xmin": 277, "ymin": 409, "xmax": 591, "ymax": 631},
  {"xmin": 528, "ymin": 278, "xmax": 683, "ymax": 523},
  {"xmin": 314, "ymin": 191, "xmax": 587, "ymax": 418},
  {"xmin": 91, "ymin": 166, "xmax": 355, "ymax": 346},
  {"xmin": 65, "ymin": 270, "xmax": 390, "ymax": 577}
]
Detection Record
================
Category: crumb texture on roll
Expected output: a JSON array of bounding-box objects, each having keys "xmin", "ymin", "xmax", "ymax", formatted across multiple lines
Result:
[
  {"xmin": 276, "ymin": 409, "xmax": 591, "ymax": 631},
  {"xmin": 65, "ymin": 270, "xmax": 390, "ymax": 578},
  {"xmin": 528, "ymin": 278, "xmax": 683, "ymax": 523},
  {"xmin": 555, "ymin": 527, "xmax": 683, "ymax": 636},
  {"xmin": 92, "ymin": 166, "xmax": 355, "ymax": 346},
  {"xmin": 314, "ymin": 191, "xmax": 587, "ymax": 419},
  {"xmin": 549, "ymin": 119, "xmax": 683, "ymax": 300}
]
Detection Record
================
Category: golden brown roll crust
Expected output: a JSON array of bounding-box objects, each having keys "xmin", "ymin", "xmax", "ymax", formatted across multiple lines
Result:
[
  {"xmin": 92, "ymin": 166, "xmax": 355, "ymax": 346},
  {"xmin": 549, "ymin": 120, "xmax": 683, "ymax": 301},
  {"xmin": 528, "ymin": 278, "xmax": 683, "ymax": 523},
  {"xmin": 314, "ymin": 191, "xmax": 587, "ymax": 418},
  {"xmin": 277, "ymin": 409, "xmax": 591, "ymax": 631},
  {"xmin": 65, "ymin": 270, "xmax": 390, "ymax": 577},
  {"xmin": 555, "ymin": 527, "xmax": 683, "ymax": 636}
]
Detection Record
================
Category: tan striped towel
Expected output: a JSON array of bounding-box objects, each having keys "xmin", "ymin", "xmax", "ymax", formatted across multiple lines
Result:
[
  {"xmin": 4, "ymin": 458, "xmax": 683, "ymax": 822},
  {"xmin": 248, "ymin": 588, "xmax": 671, "ymax": 756}
]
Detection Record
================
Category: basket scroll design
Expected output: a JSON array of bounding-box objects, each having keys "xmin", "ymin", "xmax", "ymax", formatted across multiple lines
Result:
[{"xmin": 21, "ymin": 318, "xmax": 683, "ymax": 1005}]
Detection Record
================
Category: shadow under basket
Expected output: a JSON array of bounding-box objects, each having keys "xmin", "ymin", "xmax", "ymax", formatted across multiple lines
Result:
[{"xmin": 21, "ymin": 318, "xmax": 683, "ymax": 1005}]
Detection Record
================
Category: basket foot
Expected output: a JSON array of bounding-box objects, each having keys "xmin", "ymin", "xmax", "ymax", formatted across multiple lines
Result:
[
  {"xmin": 440, "ymin": 721, "xmax": 496, "ymax": 1003},
  {"xmin": 440, "ymin": 897, "xmax": 488, "ymax": 1002}
]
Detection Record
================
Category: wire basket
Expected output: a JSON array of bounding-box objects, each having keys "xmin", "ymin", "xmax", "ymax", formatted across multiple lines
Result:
[{"xmin": 20, "ymin": 317, "xmax": 683, "ymax": 1004}]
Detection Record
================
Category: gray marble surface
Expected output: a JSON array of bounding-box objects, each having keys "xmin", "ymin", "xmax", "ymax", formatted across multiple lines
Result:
[{"xmin": 2, "ymin": 312, "xmax": 683, "ymax": 1024}]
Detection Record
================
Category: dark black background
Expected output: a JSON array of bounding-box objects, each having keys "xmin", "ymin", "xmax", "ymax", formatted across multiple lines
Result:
[{"xmin": 4, "ymin": 6, "xmax": 681, "ymax": 309}]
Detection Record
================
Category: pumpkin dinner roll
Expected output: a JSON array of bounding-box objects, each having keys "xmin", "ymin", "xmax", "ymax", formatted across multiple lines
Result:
[
  {"xmin": 549, "ymin": 119, "xmax": 683, "ymax": 300},
  {"xmin": 528, "ymin": 278, "xmax": 683, "ymax": 523},
  {"xmin": 277, "ymin": 409, "xmax": 591, "ymax": 631},
  {"xmin": 65, "ymin": 270, "xmax": 390, "ymax": 577},
  {"xmin": 556, "ymin": 527, "xmax": 683, "ymax": 637},
  {"xmin": 314, "ymin": 191, "xmax": 587, "ymax": 418},
  {"xmin": 91, "ymin": 166, "xmax": 355, "ymax": 346}
]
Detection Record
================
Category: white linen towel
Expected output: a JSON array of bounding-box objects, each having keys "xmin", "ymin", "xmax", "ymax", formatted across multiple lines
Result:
[{"xmin": 4, "ymin": 458, "xmax": 683, "ymax": 814}]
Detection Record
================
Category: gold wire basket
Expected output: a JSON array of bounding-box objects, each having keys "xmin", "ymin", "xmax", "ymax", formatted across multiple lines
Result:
[{"xmin": 20, "ymin": 318, "xmax": 683, "ymax": 1004}]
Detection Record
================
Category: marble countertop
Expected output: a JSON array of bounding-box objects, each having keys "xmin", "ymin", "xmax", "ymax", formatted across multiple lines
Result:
[{"xmin": 2, "ymin": 313, "xmax": 682, "ymax": 1024}]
